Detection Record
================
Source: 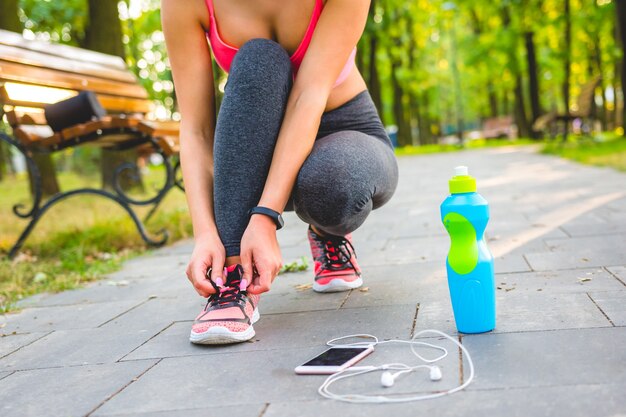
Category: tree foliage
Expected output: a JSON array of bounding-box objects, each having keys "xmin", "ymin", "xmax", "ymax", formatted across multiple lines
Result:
[{"xmin": 4, "ymin": 0, "xmax": 623, "ymax": 149}]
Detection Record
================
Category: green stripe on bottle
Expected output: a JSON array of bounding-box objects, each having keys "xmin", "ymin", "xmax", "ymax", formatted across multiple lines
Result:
[{"xmin": 443, "ymin": 212, "xmax": 479, "ymax": 274}]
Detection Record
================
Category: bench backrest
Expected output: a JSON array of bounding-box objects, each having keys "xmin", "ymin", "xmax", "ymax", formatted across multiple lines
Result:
[{"xmin": 0, "ymin": 28, "xmax": 152, "ymax": 127}]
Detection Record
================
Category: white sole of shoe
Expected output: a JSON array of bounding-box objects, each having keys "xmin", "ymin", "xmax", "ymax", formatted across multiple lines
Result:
[
  {"xmin": 313, "ymin": 277, "xmax": 363, "ymax": 293},
  {"xmin": 189, "ymin": 308, "xmax": 260, "ymax": 345}
]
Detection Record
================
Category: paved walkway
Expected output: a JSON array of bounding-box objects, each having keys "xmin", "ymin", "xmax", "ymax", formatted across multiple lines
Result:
[{"xmin": 1, "ymin": 146, "xmax": 625, "ymax": 417}]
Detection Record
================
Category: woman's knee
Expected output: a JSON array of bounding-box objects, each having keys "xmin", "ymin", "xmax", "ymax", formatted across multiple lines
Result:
[
  {"xmin": 293, "ymin": 152, "xmax": 373, "ymax": 232},
  {"xmin": 228, "ymin": 38, "xmax": 292, "ymax": 91}
]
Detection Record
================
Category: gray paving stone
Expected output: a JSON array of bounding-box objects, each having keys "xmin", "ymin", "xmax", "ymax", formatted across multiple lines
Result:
[
  {"xmin": 16, "ymin": 275, "xmax": 190, "ymax": 308},
  {"xmin": 588, "ymin": 290, "xmax": 626, "ymax": 326},
  {"xmin": 462, "ymin": 327, "xmax": 626, "ymax": 390},
  {"xmin": 263, "ymin": 383, "xmax": 626, "ymax": 417},
  {"xmin": 101, "ymin": 342, "xmax": 459, "ymax": 415},
  {"xmin": 93, "ymin": 406, "xmax": 266, "ymax": 417},
  {"xmin": 495, "ymin": 268, "xmax": 623, "ymax": 293},
  {"xmin": 559, "ymin": 207, "xmax": 626, "ymax": 237},
  {"xmin": 0, "ymin": 332, "xmax": 49, "ymax": 358},
  {"xmin": 5, "ymin": 148, "xmax": 626, "ymax": 416},
  {"xmin": 122, "ymin": 304, "xmax": 417, "ymax": 361},
  {"xmin": 607, "ymin": 265, "xmax": 626, "ymax": 285},
  {"xmin": 378, "ymin": 236, "xmax": 449, "ymax": 265},
  {"xmin": 100, "ymin": 297, "xmax": 204, "ymax": 332},
  {"xmin": 260, "ymin": 289, "xmax": 346, "ymax": 315},
  {"xmin": 416, "ymin": 292, "xmax": 611, "ymax": 335},
  {"xmin": 0, "ymin": 327, "xmax": 156, "ymax": 371},
  {"xmin": 0, "ymin": 300, "xmax": 144, "ymax": 333},
  {"xmin": 109, "ymin": 252, "xmax": 187, "ymax": 280},
  {"xmin": 0, "ymin": 360, "xmax": 157, "ymax": 417},
  {"xmin": 147, "ymin": 239, "xmax": 194, "ymax": 257},
  {"xmin": 525, "ymin": 235, "xmax": 626, "ymax": 271},
  {"xmin": 341, "ymin": 262, "xmax": 447, "ymax": 309}
]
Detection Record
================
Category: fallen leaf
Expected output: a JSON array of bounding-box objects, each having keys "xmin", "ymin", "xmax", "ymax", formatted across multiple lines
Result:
[
  {"xmin": 578, "ymin": 277, "xmax": 592, "ymax": 284},
  {"xmin": 497, "ymin": 286, "xmax": 503, "ymax": 290},
  {"xmin": 359, "ymin": 287, "xmax": 370, "ymax": 292},
  {"xmin": 505, "ymin": 288, "xmax": 515, "ymax": 292},
  {"xmin": 107, "ymin": 280, "xmax": 129, "ymax": 286},
  {"xmin": 294, "ymin": 283, "xmax": 312, "ymax": 291},
  {"xmin": 581, "ymin": 258, "xmax": 589, "ymax": 262},
  {"xmin": 537, "ymin": 288, "xmax": 543, "ymax": 291}
]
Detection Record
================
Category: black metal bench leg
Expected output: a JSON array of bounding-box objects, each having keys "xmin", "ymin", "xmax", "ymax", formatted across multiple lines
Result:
[
  {"xmin": 1, "ymin": 132, "xmax": 170, "ymax": 259},
  {"xmin": 8, "ymin": 188, "xmax": 169, "ymax": 258}
]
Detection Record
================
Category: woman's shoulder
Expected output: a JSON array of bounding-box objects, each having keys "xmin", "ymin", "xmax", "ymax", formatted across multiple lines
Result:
[{"xmin": 161, "ymin": 0, "xmax": 210, "ymax": 32}]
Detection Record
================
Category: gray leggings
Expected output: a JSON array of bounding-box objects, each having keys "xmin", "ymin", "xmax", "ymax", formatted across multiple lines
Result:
[{"xmin": 213, "ymin": 38, "xmax": 399, "ymax": 257}]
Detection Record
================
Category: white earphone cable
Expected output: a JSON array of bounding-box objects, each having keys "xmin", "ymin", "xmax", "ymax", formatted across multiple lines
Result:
[{"xmin": 318, "ymin": 329, "xmax": 474, "ymax": 403}]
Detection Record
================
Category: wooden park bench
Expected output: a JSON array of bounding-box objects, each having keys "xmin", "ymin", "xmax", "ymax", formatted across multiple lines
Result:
[
  {"xmin": 0, "ymin": 29, "xmax": 183, "ymax": 258},
  {"xmin": 533, "ymin": 75, "xmax": 602, "ymax": 141},
  {"xmin": 482, "ymin": 115, "xmax": 517, "ymax": 140}
]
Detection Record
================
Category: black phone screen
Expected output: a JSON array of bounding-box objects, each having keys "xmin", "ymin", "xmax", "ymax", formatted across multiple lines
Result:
[{"xmin": 301, "ymin": 347, "xmax": 369, "ymax": 367}]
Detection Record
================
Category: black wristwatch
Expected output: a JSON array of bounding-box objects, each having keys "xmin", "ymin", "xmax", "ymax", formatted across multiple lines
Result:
[{"xmin": 248, "ymin": 206, "xmax": 284, "ymax": 230}]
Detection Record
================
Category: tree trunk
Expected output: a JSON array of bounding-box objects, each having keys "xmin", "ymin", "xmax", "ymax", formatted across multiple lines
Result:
[
  {"xmin": 563, "ymin": 0, "xmax": 572, "ymax": 140},
  {"xmin": 84, "ymin": 0, "xmax": 143, "ymax": 190},
  {"xmin": 0, "ymin": 137, "xmax": 7, "ymax": 181},
  {"xmin": 525, "ymin": 31, "xmax": 542, "ymax": 127},
  {"xmin": 390, "ymin": 61, "xmax": 411, "ymax": 147},
  {"xmin": 469, "ymin": 7, "xmax": 497, "ymax": 120},
  {"xmin": 84, "ymin": 0, "xmax": 125, "ymax": 58},
  {"xmin": 501, "ymin": 4, "xmax": 530, "ymax": 138},
  {"xmin": 488, "ymin": 83, "xmax": 499, "ymax": 118},
  {"xmin": 514, "ymin": 75, "xmax": 531, "ymax": 138},
  {"xmin": 409, "ymin": 94, "xmax": 424, "ymax": 145},
  {"xmin": 367, "ymin": 33, "xmax": 383, "ymax": 121},
  {"xmin": 0, "ymin": 0, "xmax": 21, "ymax": 32},
  {"xmin": 0, "ymin": 0, "xmax": 60, "ymax": 195},
  {"xmin": 415, "ymin": 93, "xmax": 432, "ymax": 145},
  {"xmin": 616, "ymin": 0, "xmax": 626, "ymax": 135},
  {"xmin": 29, "ymin": 154, "xmax": 62, "ymax": 197}
]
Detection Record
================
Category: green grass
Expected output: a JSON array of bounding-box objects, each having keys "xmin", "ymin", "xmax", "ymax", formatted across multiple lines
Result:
[
  {"xmin": 541, "ymin": 134, "xmax": 626, "ymax": 172},
  {"xmin": 0, "ymin": 167, "xmax": 192, "ymax": 313},
  {"xmin": 394, "ymin": 138, "xmax": 537, "ymax": 156}
]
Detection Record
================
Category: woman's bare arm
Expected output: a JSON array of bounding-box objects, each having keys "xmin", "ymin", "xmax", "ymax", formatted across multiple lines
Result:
[{"xmin": 162, "ymin": 0, "xmax": 224, "ymax": 295}]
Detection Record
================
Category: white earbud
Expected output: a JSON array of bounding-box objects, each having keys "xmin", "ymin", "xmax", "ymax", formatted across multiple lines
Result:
[
  {"xmin": 429, "ymin": 366, "xmax": 442, "ymax": 381},
  {"xmin": 380, "ymin": 371, "xmax": 395, "ymax": 388}
]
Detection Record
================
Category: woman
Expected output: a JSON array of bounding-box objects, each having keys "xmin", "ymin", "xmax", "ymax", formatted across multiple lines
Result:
[{"xmin": 161, "ymin": 0, "xmax": 399, "ymax": 345}]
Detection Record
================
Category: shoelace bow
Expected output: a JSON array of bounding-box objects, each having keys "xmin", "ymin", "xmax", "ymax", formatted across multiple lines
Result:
[
  {"xmin": 315, "ymin": 234, "xmax": 357, "ymax": 271},
  {"xmin": 205, "ymin": 268, "xmax": 248, "ymax": 310}
]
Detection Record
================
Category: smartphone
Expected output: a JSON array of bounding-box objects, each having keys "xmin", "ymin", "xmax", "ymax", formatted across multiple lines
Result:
[{"xmin": 294, "ymin": 346, "xmax": 374, "ymax": 375}]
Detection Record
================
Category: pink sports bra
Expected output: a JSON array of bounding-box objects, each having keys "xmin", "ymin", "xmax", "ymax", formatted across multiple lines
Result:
[{"xmin": 204, "ymin": 0, "xmax": 356, "ymax": 88}]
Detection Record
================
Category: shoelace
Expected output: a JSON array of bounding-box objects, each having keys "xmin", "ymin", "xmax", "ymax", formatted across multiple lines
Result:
[
  {"xmin": 314, "ymin": 233, "xmax": 358, "ymax": 272},
  {"xmin": 205, "ymin": 267, "xmax": 249, "ymax": 310}
]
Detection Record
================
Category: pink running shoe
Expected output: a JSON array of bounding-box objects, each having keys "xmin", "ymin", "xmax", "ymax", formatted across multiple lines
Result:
[
  {"xmin": 308, "ymin": 226, "xmax": 363, "ymax": 293},
  {"xmin": 190, "ymin": 264, "xmax": 260, "ymax": 345}
]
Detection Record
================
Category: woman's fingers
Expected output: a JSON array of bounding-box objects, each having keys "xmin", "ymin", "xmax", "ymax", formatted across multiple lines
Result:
[
  {"xmin": 190, "ymin": 260, "xmax": 215, "ymax": 297},
  {"xmin": 241, "ymin": 250, "xmax": 254, "ymax": 284},
  {"xmin": 209, "ymin": 253, "xmax": 225, "ymax": 285},
  {"xmin": 247, "ymin": 257, "xmax": 281, "ymax": 294}
]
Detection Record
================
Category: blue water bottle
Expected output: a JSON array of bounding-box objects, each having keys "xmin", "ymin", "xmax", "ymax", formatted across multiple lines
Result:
[{"xmin": 440, "ymin": 166, "xmax": 496, "ymax": 333}]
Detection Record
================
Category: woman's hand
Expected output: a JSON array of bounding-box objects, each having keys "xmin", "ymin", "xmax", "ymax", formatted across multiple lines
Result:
[
  {"xmin": 186, "ymin": 234, "xmax": 226, "ymax": 297},
  {"xmin": 240, "ymin": 214, "xmax": 283, "ymax": 294}
]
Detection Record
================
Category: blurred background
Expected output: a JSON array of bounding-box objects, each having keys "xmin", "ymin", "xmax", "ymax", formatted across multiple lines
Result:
[
  {"xmin": 0, "ymin": 0, "xmax": 623, "ymax": 311},
  {"xmin": 0, "ymin": 0, "xmax": 621, "ymax": 145}
]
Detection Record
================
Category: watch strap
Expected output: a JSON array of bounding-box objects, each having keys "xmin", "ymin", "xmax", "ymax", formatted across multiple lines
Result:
[{"xmin": 248, "ymin": 206, "xmax": 284, "ymax": 230}]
